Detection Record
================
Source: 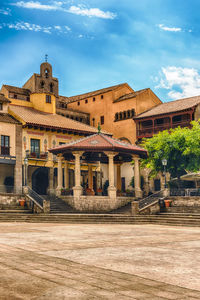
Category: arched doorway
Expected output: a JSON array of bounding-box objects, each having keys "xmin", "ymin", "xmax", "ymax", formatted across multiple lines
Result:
[
  {"xmin": 32, "ymin": 167, "xmax": 49, "ymax": 195},
  {"xmin": 154, "ymin": 179, "xmax": 161, "ymax": 191}
]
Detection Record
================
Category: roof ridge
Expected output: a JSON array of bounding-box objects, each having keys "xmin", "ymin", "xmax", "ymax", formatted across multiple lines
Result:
[
  {"xmin": 68, "ymin": 83, "xmax": 127, "ymax": 99},
  {"xmin": 100, "ymin": 133, "xmax": 116, "ymax": 147}
]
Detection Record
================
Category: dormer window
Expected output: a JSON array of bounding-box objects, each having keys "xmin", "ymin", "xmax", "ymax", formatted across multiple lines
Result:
[
  {"xmin": 45, "ymin": 69, "xmax": 49, "ymax": 78},
  {"xmin": 50, "ymin": 83, "xmax": 53, "ymax": 93}
]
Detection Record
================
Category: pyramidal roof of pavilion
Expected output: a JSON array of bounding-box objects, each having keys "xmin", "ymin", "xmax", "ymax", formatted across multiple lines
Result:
[{"xmin": 49, "ymin": 133, "xmax": 147, "ymax": 157}]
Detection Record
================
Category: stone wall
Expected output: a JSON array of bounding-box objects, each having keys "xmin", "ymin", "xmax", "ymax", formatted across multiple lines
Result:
[
  {"xmin": 0, "ymin": 193, "xmax": 23, "ymax": 208},
  {"xmin": 168, "ymin": 196, "xmax": 200, "ymax": 207},
  {"xmin": 61, "ymin": 196, "xmax": 133, "ymax": 212}
]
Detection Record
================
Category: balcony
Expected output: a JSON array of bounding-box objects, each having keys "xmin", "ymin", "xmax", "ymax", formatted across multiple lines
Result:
[
  {"xmin": 26, "ymin": 151, "xmax": 48, "ymax": 160},
  {"xmin": 137, "ymin": 120, "xmax": 192, "ymax": 139}
]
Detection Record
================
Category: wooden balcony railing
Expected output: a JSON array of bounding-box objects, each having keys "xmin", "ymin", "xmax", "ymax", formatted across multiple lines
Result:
[{"xmin": 137, "ymin": 120, "xmax": 191, "ymax": 138}]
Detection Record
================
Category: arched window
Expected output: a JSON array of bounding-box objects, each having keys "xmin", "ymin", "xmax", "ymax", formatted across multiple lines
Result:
[
  {"xmin": 131, "ymin": 109, "xmax": 135, "ymax": 117},
  {"xmin": 115, "ymin": 113, "xmax": 119, "ymax": 121},
  {"xmin": 123, "ymin": 111, "xmax": 127, "ymax": 119},
  {"xmin": 119, "ymin": 112, "xmax": 123, "ymax": 120},
  {"xmin": 50, "ymin": 83, "xmax": 53, "ymax": 93},
  {"xmin": 45, "ymin": 69, "xmax": 49, "ymax": 78},
  {"xmin": 127, "ymin": 110, "xmax": 131, "ymax": 118},
  {"xmin": 40, "ymin": 81, "xmax": 45, "ymax": 89}
]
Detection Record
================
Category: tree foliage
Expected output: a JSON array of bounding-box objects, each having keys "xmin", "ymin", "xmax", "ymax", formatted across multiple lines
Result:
[{"xmin": 140, "ymin": 121, "xmax": 200, "ymax": 179}]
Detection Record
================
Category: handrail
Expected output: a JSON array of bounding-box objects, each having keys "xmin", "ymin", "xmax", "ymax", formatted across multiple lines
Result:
[
  {"xmin": 139, "ymin": 189, "xmax": 165, "ymax": 210},
  {"xmin": 26, "ymin": 186, "xmax": 44, "ymax": 210}
]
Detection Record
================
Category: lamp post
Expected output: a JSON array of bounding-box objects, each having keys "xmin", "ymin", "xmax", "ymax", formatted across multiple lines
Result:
[
  {"xmin": 24, "ymin": 157, "xmax": 28, "ymax": 186},
  {"xmin": 162, "ymin": 158, "xmax": 167, "ymax": 189}
]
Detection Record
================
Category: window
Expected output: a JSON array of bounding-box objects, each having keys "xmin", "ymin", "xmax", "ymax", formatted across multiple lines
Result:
[
  {"xmin": 0, "ymin": 103, "xmax": 2, "ymax": 110},
  {"xmin": 77, "ymin": 102, "xmax": 80, "ymax": 106},
  {"xmin": 85, "ymin": 99, "xmax": 88, "ymax": 104},
  {"xmin": 14, "ymin": 94, "xmax": 17, "ymax": 99},
  {"xmin": 1, "ymin": 135, "xmax": 10, "ymax": 155},
  {"xmin": 26, "ymin": 96, "xmax": 30, "ymax": 101},
  {"xmin": 131, "ymin": 109, "xmax": 135, "ymax": 117},
  {"xmin": 119, "ymin": 112, "xmax": 123, "ymax": 120},
  {"xmin": 31, "ymin": 139, "xmax": 40, "ymax": 155},
  {"xmin": 50, "ymin": 83, "xmax": 53, "ymax": 93},
  {"xmin": 45, "ymin": 69, "xmax": 49, "ymax": 78},
  {"xmin": 93, "ymin": 97, "xmax": 95, "ymax": 102},
  {"xmin": 40, "ymin": 81, "xmax": 45, "ymax": 89},
  {"xmin": 115, "ymin": 113, "xmax": 119, "ymax": 121},
  {"xmin": 46, "ymin": 95, "xmax": 51, "ymax": 103},
  {"xmin": 92, "ymin": 118, "xmax": 95, "ymax": 126},
  {"xmin": 123, "ymin": 111, "xmax": 127, "ymax": 119},
  {"xmin": 101, "ymin": 95, "xmax": 104, "ymax": 99},
  {"xmin": 173, "ymin": 115, "xmax": 182, "ymax": 123},
  {"xmin": 100, "ymin": 116, "xmax": 104, "ymax": 125}
]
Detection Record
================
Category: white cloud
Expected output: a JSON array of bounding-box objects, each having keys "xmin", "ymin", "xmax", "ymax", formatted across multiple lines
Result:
[
  {"xmin": 54, "ymin": 25, "xmax": 62, "ymax": 31},
  {"xmin": 0, "ymin": 8, "xmax": 11, "ymax": 15},
  {"xmin": 158, "ymin": 24, "xmax": 182, "ymax": 32},
  {"xmin": 12, "ymin": 1, "xmax": 61, "ymax": 11},
  {"xmin": 12, "ymin": 1, "xmax": 116, "ymax": 19},
  {"xmin": 156, "ymin": 66, "xmax": 200, "ymax": 99},
  {"xmin": 67, "ymin": 6, "xmax": 116, "ymax": 19},
  {"xmin": 65, "ymin": 25, "xmax": 71, "ymax": 31}
]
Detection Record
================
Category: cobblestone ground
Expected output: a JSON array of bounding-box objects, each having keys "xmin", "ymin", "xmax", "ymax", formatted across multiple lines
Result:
[{"xmin": 0, "ymin": 223, "xmax": 200, "ymax": 299}]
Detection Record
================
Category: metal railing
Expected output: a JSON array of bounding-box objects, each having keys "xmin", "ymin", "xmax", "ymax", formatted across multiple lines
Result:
[
  {"xmin": 26, "ymin": 150, "xmax": 48, "ymax": 160},
  {"xmin": 170, "ymin": 188, "xmax": 200, "ymax": 196},
  {"xmin": 1, "ymin": 146, "xmax": 10, "ymax": 155},
  {"xmin": 0, "ymin": 185, "xmax": 23, "ymax": 194},
  {"xmin": 139, "ymin": 190, "xmax": 164, "ymax": 210},
  {"xmin": 26, "ymin": 186, "xmax": 44, "ymax": 209}
]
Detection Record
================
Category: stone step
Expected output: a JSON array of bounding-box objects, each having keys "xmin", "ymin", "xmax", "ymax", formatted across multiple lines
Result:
[{"xmin": 0, "ymin": 213, "xmax": 200, "ymax": 226}]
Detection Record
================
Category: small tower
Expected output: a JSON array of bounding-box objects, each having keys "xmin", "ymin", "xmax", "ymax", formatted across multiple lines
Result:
[{"xmin": 23, "ymin": 56, "xmax": 59, "ymax": 97}]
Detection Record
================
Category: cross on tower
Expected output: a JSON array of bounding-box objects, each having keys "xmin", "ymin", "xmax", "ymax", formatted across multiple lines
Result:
[{"xmin": 45, "ymin": 54, "xmax": 48, "ymax": 62}]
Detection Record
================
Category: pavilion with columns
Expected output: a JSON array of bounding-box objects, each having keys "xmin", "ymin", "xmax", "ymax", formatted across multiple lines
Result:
[{"xmin": 49, "ymin": 133, "xmax": 147, "ymax": 212}]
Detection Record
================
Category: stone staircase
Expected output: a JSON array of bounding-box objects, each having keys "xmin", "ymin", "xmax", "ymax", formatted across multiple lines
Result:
[
  {"xmin": 0, "ymin": 212, "xmax": 200, "ymax": 226},
  {"xmin": 49, "ymin": 196, "xmax": 77, "ymax": 214}
]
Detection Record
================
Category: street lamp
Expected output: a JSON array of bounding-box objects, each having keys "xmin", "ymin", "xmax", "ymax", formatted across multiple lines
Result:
[
  {"xmin": 162, "ymin": 158, "xmax": 167, "ymax": 188},
  {"xmin": 24, "ymin": 157, "xmax": 28, "ymax": 186}
]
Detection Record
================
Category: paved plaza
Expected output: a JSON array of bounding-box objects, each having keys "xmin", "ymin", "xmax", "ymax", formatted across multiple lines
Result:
[{"xmin": 0, "ymin": 223, "xmax": 200, "ymax": 299}]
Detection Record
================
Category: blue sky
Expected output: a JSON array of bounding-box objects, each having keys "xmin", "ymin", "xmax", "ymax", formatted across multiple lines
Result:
[{"xmin": 1, "ymin": 0, "xmax": 200, "ymax": 102}]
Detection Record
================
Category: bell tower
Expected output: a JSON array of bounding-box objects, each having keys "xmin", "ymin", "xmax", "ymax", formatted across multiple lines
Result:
[{"xmin": 23, "ymin": 56, "xmax": 59, "ymax": 97}]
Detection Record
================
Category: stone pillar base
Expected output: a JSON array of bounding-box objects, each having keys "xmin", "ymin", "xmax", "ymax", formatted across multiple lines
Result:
[
  {"xmin": 131, "ymin": 201, "xmax": 139, "ymax": 215},
  {"xmin": 73, "ymin": 186, "xmax": 83, "ymax": 198},
  {"xmin": 43, "ymin": 200, "xmax": 50, "ymax": 214},
  {"xmin": 23, "ymin": 186, "xmax": 28, "ymax": 195},
  {"xmin": 135, "ymin": 189, "xmax": 143, "ymax": 199},
  {"xmin": 56, "ymin": 188, "xmax": 61, "ymax": 196},
  {"xmin": 108, "ymin": 186, "xmax": 116, "ymax": 199},
  {"xmin": 163, "ymin": 188, "xmax": 169, "ymax": 197}
]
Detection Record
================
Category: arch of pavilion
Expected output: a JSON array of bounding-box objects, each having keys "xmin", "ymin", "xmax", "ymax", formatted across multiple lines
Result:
[{"xmin": 49, "ymin": 133, "xmax": 147, "ymax": 212}]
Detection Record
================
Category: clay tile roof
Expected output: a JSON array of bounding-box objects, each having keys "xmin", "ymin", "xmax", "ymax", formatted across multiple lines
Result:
[
  {"xmin": 134, "ymin": 95, "xmax": 200, "ymax": 119},
  {"xmin": 9, "ymin": 105, "xmax": 110, "ymax": 135},
  {"xmin": 62, "ymin": 83, "xmax": 128, "ymax": 104},
  {"xmin": 0, "ymin": 93, "xmax": 11, "ymax": 103},
  {"xmin": 113, "ymin": 88, "xmax": 149, "ymax": 103},
  {"xmin": 0, "ymin": 113, "xmax": 20, "ymax": 124},
  {"xmin": 3, "ymin": 85, "xmax": 31, "ymax": 96},
  {"xmin": 49, "ymin": 133, "xmax": 147, "ymax": 157}
]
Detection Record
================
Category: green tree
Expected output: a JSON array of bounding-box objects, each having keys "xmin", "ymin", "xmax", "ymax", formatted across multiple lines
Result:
[{"xmin": 140, "ymin": 121, "xmax": 200, "ymax": 180}]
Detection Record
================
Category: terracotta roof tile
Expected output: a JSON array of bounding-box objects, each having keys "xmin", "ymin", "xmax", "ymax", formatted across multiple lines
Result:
[
  {"xmin": 49, "ymin": 133, "xmax": 147, "ymax": 156},
  {"xmin": 9, "ymin": 105, "xmax": 110, "ymax": 135},
  {"xmin": 3, "ymin": 85, "xmax": 31, "ymax": 96},
  {"xmin": 113, "ymin": 88, "xmax": 149, "ymax": 103},
  {"xmin": 62, "ymin": 83, "xmax": 128, "ymax": 104},
  {"xmin": 0, "ymin": 93, "xmax": 10, "ymax": 103},
  {"xmin": 0, "ymin": 113, "xmax": 20, "ymax": 124},
  {"xmin": 134, "ymin": 95, "xmax": 200, "ymax": 119}
]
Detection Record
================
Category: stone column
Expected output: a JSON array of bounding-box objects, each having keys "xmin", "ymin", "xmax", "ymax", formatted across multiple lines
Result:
[
  {"xmin": 116, "ymin": 163, "xmax": 122, "ymax": 192},
  {"xmin": 88, "ymin": 164, "xmax": 93, "ymax": 191},
  {"xmin": 56, "ymin": 155, "xmax": 63, "ymax": 196},
  {"xmin": 64, "ymin": 162, "xmax": 69, "ymax": 189},
  {"xmin": 104, "ymin": 152, "xmax": 117, "ymax": 198},
  {"xmin": 72, "ymin": 151, "xmax": 83, "ymax": 198},
  {"xmin": 133, "ymin": 155, "xmax": 143, "ymax": 198},
  {"xmin": 48, "ymin": 167, "xmax": 54, "ymax": 194},
  {"xmin": 15, "ymin": 124, "xmax": 22, "ymax": 192}
]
